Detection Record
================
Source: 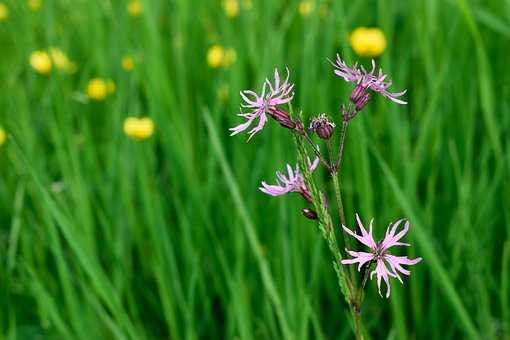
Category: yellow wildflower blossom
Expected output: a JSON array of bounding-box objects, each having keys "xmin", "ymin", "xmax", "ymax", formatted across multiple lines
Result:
[
  {"xmin": 123, "ymin": 117, "xmax": 155, "ymax": 140},
  {"xmin": 0, "ymin": 127, "xmax": 6, "ymax": 146},
  {"xmin": 223, "ymin": 0, "xmax": 239, "ymax": 18},
  {"xmin": 207, "ymin": 45, "xmax": 224, "ymax": 68},
  {"xmin": 122, "ymin": 56, "xmax": 135, "ymax": 71},
  {"xmin": 298, "ymin": 1, "xmax": 314, "ymax": 17},
  {"xmin": 349, "ymin": 27, "xmax": 387, "ymax": 58},
  {"xmin": 0, "ymin": 3, "xmax": 9, "ymax": 21},
  {"xmin": 49, "ymin": 47, "xmax": 77, "ymax": 73},
  {"xmin": 223, "ymin": 48, "xmax": 237, "ymax": 68},
  {"xmin": 28, "ymin": 0, "xmax": 43, "ymax": 11},
  {"xmin": 107, "ymin": 80, "xmax": 116, "ymax": 94},
  {"xmin": 30, "ymin": 50, "xmax": 52, "ymax": 74},
  {"xmin": 86, "ymin": 78, "xmax": 108, "ymax": 101},
  {"xmin": 127, "ymin": 0, "xmax": 143, "ymax": 17}
]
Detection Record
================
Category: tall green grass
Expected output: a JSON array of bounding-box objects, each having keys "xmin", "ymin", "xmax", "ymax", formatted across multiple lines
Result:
[{"xmin": 0, "ymin": 0, "xmax": 509, "ymax": 338}]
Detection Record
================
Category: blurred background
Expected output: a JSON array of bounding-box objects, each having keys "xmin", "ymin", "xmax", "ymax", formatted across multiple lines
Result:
[{"xmin": 0, "ymin": 0, "xmax": 509, "ymax": 339}]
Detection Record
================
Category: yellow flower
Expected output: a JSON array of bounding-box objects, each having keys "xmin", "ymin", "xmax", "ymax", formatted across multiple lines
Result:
[
  {"xmin": 349, "ymin": 27, "xmax": 387, "ymax": 58},
  {"xmin": 106, "ymin": 79, "xmax": 116, "ymax": 94},
  {"xmin": 49, "ymin": 47, "xmax": 77, "ymax": 73},
  {"xmin": 28, "ymin": 0, "xmax": 43, "ymax": 11},
  {"xmin": 127, "ymin": 0, "xmax": 143, "ymax": 17},
  {"xmin": 0, "ymin": 127, "xmax": 6, "ymax": 146},
  {"xmin": 86, "ymin": 78, "xmax": 108, "ymax": 101},
  {"xmin": 0, "ymin": 3, "xmax": 9, "ymax": 21},
  {"xmin": 29, "ymin": 50, "xmax": 52, "ymax": 74},
  {"xmin": 223, "ymin": 0, "xmax": 239, "ymax": 18},
  {"xmin": 123, "ymin": 117, "xmax": 155, "ymax": 140},
  {"xmin": 298, "ymin": 1, "xmax": 314, "ymax": 17},
  {"xmin": 207, "ymin": 45, "xmax": 224, "ymax": 68},
  {"xmin": 122, "ymin": 56, "xmax": 135, "ymax": 71},
  {"xmin": 242, "ymin": 0, "xmax": 252, "ymax": 10},
  {"xmin": 223, "ymin": 48, "xmax": 237, "ymax": 68}
]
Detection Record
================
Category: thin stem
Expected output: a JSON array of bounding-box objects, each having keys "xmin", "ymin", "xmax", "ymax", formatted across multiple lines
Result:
[
  {"xmin": 302, "ymin": 131, "xmax": 330, "ymax": 169},
  {"xmin": 335, "ymin": 121, "xmax": 349, "ymax": 171}
]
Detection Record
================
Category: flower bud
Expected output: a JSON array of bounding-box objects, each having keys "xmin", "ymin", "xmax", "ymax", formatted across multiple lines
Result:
[
  {"xmin": 268, "ymin": 108, "xmax": 296, "ymax": 130},
  {"xmin": 350, "ymin": 83, "xmax": 371, "ymax": 112},
  {"xmin": 302, "ymin": 208, "xmax": 318, "ymax": 220},
  {"xmin": 309, "ymin": 114, "xmax": 335, "ymax": 140}
]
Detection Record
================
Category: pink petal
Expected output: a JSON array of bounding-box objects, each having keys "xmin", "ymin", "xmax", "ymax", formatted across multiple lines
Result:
[
  {"xmin": 341, "ymin": 250, "xmax": 375, "ymax": 271},
  {"xmin": 380, "ymin": 219, "xmax": 411, "ymax": 250}
]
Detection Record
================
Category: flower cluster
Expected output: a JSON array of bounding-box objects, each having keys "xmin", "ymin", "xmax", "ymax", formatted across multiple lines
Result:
[{"xmin": 230, "ymin": 55, "xmax": 419, "ymax": 302}]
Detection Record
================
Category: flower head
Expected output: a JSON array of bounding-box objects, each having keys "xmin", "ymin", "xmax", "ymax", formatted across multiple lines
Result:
[
  {"xmin": 349, "ymin": 27, "xmax": 387, "ymax": 58},
  {"xmin": 332, "ymin": 55, "xmax": 407, "ymax": 105},
  {"xmin": 230, "ymin": 68, "xmax": 295, "ymax": 140},
  {"xmin": 0, "ymin": 2, "xmax": 9, "ymax": 21},
  {"xmin": 49, "ymin": 47, "xmax": 77, "ymax": 74},
  {"xmin": 29, "ymin": 50, "xmax": 52, "ymax": 74},
  {"xmin": 223, "ymin": 0, "xmax": 239, "ymax": 18},
  {"xmin": 260, "ymin": 157, "xmax": 319, "ymax": 202},
  {"xmin": 0, "ymin": 127, "xmax": 6, "ymax": 146},
  {"xmin": 298, "ymin": 1, "xmax": 315, "ymax": 17},
  {"xmin": 122, "ymin": 56, "xmax": 135, "ymax": 71},
  {"xmin": 124, "ymin": 117, "xmax": 155, "ymax": 140},
  {"xmin": 127, "ymin": 0, "xmax": 143, "ymax": 17},
  {"xmin": 341, "ymin": 214, "xmax": 422, "ymax": 298},
  {"xmin": 207, "ymin": 45, "xmax": 224, "ymax": 68},
  {"xmin": 86, "ymin": 78, "xmax": 108, "ymax": 101},
  {"xmin": 28, "ymin": 0, "xmax": 43, "ymax": 11},
  {"xmin": 309, "ymin": 114, "xmax": 335, "ymax": 140}
]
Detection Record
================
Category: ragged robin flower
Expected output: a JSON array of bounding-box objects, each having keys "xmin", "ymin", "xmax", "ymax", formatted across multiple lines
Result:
[
  {"xmin": 0, "ymin": 127, "xmax": 6, "ymax": 146},
  {"xmin": 260, "ymin": 157, "xmax": 319, "ymax": 203},
  {"xmin": 309, "ymin": 114, "xmax": 335, "ymax": 140},
  {"xmin": 341, "ymin": 213, "xmax": 422, "ymax": 298},
  {"xmin": 123, "ymin": 117, "xmax": 155, "ymax": 140},
  {"xmin": 229, "ymin": 68, "xmax": 296, "ymax": 140},
  {"xmin": 349, "ymin": 27, "xmax": 387, "ymax": 58},
  {"xmin": 332, "ymin": 55, "xmax": 407, "ymax": 105}
]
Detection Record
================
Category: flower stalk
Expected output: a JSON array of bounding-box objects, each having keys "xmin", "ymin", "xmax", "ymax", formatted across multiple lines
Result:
[{"xmin": 229, "ymin": 57, "xmax": 419, "ymax": 340}]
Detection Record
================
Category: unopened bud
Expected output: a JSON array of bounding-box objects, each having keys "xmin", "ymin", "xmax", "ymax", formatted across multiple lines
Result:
[
  {"xmin": 269, "ymin": 108, "xmax": 297, "ymax": 130},
  {"xmin": 302, "ymin": 208, "xmax": 318, "ymax": 220},
  {"xmin": 350, "ymin": 84, "xmax": 371, "ymax": 112},
  {"xmin": 309, "ymin": 114, "xmax": 335, "ymax": 140}
]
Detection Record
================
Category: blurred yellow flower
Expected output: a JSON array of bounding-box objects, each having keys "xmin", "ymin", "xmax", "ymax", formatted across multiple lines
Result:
[
  {"xmin": 223, "ymin": 48, "xmax": 237, "ymax": 68},
  {"xmin": 243, "ymin": 0, "xmax": 252, "ymax": 10},
  {"xmin": 28, "ymin": 0, "xmax": 43, "ymax": 11},
  {"xmin": 298, "ymin": 1, "xmax": 314, "ymax": 17},
  {"xmin": 223, "ymin": 0, "xmax": 239, "ymax": 18},
  {"xmin": 127, "ymin": 0, "xmax": 143, "ymax": 17},
  {"xmin": 349, "ymin": 27, "xmax": 387, "ymax": 58},
  {"xmin": 122, "ymin": 56, "xmax": 135, "ymax": 71},
  {"xmin": 0, "ymin": 127, "xmax": 6, "ymax": 146},
  {"xmin": 86, "ymin": 78, "xmax": 108, "ymax": 101},
  {"xmin": 49, "ymin": 47, "xmax": 77, "ymax": 73},
  {"xmin": 0, "ymin": 3, "xmax": 9, "ymax": 21},
  {"xmin": 207, "ymin": 45, "xmax": 224, "ymax": 68},
  {"xmin": 218, "ymin": 84, "xmax": 229, "ymax": 102},
  {"xmin": 29, "ymin": 50, "xmax": 52, "ymax": 74},
  {"xmin": 123, "ymin": 117, "xmax": 155, "ymax": 140},
  {"xmin": 107, "ymin": 79, "xmax": 116, "ymax": 94}
]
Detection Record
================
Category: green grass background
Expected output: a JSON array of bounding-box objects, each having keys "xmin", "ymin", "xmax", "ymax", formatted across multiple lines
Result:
[{"xmin": 1, "ymin": 0, "xmax": 509, "ymax": 338}]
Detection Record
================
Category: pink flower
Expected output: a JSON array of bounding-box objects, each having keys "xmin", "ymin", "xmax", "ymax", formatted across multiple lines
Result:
[
  {"xmin": 230, "ymin": 68, "xmax": 295, "ymax": 140},
  {"xmin": 331, "ymin": 55, "xmax": 407, "ymax": 105},
  {"xmin": 259, "ymin": 157, "xmax": 319, "ymax": 202},
  {"xmin": 341, "ymin": 214, "xmax": 422, "ymax": 298}
]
